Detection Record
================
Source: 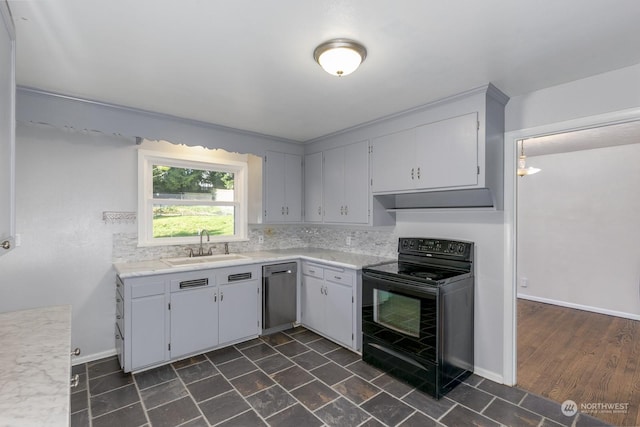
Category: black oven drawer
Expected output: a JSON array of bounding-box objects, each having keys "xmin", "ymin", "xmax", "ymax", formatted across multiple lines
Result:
[{"xmin": 362, "ymin": 334, "xmax": 438, "ymax": 398}]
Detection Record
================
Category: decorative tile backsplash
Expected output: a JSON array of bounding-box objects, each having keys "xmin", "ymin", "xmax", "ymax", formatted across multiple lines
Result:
[{"xmin": 113, "ymin": 225, "xmax": 398, "ymax": 263}]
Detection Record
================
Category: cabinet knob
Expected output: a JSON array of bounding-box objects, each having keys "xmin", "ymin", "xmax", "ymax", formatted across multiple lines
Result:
[
  {"xmin": 71, "ymin": 347, "xmax": 81, "ymax": 356},
  {"xmin": 1, "ymin": 240, "xmax": 10, "ymax": 250},
  {"xmin": 70, "ymin": 374, "xmax": 80, "ymax": 388}
]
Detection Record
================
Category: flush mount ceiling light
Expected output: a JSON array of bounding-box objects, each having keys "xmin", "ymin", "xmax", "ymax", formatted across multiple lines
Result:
[
  {"xmin": 313, "ymin": 39, "xmax": 367, "ymax": 77},
  {"xmin": 517, "ymin": 140, "xmax": 541, "ymax": 177}
]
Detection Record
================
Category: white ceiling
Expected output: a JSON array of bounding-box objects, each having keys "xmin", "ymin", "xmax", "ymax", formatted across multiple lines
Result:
[{"xmin": 8, "ymin": 0, "xmax": 640, "ymax": 142}]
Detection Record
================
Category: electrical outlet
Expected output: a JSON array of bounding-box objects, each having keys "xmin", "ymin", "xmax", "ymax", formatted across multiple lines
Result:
[
  {"xmin": 346, "ymin": 236, "xmax": 352, "ymax": 246},
  {"xmin": 258, "ymin": 235, "xmax": 264, "ymax": 244},
  {"xmin": 520, "ymin": 277, "xmax": 528, "ymax": 288}
]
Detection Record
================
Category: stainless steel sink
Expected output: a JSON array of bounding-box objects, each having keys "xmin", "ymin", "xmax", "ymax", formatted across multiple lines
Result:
[{"xmin": 163, "ymin": 253, "xmax": 249, "ymax": 267}]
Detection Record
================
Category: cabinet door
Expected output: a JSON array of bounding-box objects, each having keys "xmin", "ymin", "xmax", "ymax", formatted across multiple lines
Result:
[
  {"xmin": 218, "ymin": 280, "xmax": 260, "ymax": 344},
  {"xmin": 283, "ymin": 154, "xmax": 302, "ymax": 222},
  {"xmin": 0, "ymin": 4, "xmax": 15, "ymax": 255},
  {"xmin": 304, "ymin": 152, "xmax": 323, "ymax": 222},
  {"xmin": 415, "ymin": 113, "xmax": 478, "ymax": 189},
  {"xmin": 324, "ymin": 280, "xmax": 353, "ymax": 347},
  {"xmin": 322, "ymin": 146, "xmax": 345, "ymax": 223},
  {"xmin": 170, "ymin": 287, "xmax": 218, "ymax": 359},
  {"xmin": 131, "ymin": 294, "xmax": 168, "ymax": 370},
  {"xmin": 301, "ymin": 275, "xmax": 325, "ymax": 332},
  {"xmin": 265, "ymin": 151, "xmax": 285, "ymax": 223},
  {"xmin": 371, "ymin": 128, "xmax": 415, "ymax": 193},
  {"xmin": 343, "ymin": 140, "xmax": 369, "ymax": 224}
]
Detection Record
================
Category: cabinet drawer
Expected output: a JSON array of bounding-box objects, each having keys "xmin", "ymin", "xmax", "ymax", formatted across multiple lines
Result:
[
  {"xmin": 115, "ymin": 323, "xmax": 124, "ymax": 370},
  {"xmin": 131, "ymin": 280, "xmax": 166, "ymax": 298},
  {"xmin": 116, "ymin": 293, "xmax": 124, "ymax": 320},
  {"xmin": 302, "ymin": 263, "xmax": 324, "ymax": 279},
  {"xmin": 170, "ymin": 272, "xmax": 215, "ymax": 292},
  {"xmin": 116, "ymin": 311, "xmax": 124, "ymax": 338},
  {"xmin": 217, "ymin": 265, "xmax": 259, "ymax": 284},
  {"xmin": 324, "ymin": 269, "xmax": 353, "ymax": 286}
]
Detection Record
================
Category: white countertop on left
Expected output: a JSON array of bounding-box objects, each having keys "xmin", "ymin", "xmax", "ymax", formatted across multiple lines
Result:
[
  {"xmin": 114, "ymin": 248, "xmax": 394, "ymax": 278},
  {"xmin": 0, "ymin": 305, "xmax": 72, "ymax": 427}
]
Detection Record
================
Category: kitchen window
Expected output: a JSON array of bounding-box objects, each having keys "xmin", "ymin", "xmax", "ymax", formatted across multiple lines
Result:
[{"xmin": 138, "ymin": 150, "xmax": 248, "ymax": 246}]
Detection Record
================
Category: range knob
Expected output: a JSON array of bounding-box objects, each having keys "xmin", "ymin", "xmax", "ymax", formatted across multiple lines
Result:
[
  {"xmin": 457, "ymin": 244, "xmax": 465, "ymax": 253},
  {"xmin": 448, "ymin": 243, "xmax": 456, "ymax": 252}
]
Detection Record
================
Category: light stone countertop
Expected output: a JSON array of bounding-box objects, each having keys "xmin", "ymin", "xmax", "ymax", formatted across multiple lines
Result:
[
  {"xmin": 0, "ymin": 305, "xmax": 72, "ymax": 427},
  {"xmin": 114, "ymin": 247, "xmax": 394, "ymax": 278}
]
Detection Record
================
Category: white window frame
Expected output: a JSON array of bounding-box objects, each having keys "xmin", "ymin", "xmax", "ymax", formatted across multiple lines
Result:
[{"xmin": 138, "ymin": 149, "xmax": 248, "ymax": 247}]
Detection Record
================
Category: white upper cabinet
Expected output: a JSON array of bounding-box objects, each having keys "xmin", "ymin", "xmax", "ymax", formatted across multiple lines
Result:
[
  {"xmin": 0, "ymin": 4, "xmax": 15, "ymax": 255},
  {"xmin": 304, "ymin": 152, "xmax": 323, "ymax": 222},
  {"xmin": 264, "ymin": 151, "xmax": 302, "ymax": 223},
  {"xmin": 370, "ymin": 128, "xmax": 415, "ymax": 193},
  {"xmin": 370, "ymin": 85, "xmax": 508, "ymax": 209},
  {"xmin": 415, "ymin": 113, "xmax": 478, "ymax": 188},
  {"xmin": 372, "ymin": 113, "xmax": 478, "ymax": 193},
  {"xmin": 323, "ymin": 140, "xmax": 369, "ymax": 224}
]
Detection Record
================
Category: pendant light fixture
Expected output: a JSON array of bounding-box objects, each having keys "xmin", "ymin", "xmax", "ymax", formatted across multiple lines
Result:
[
  {"xmin": 313, "ymin": 39, "xmax": 367, "ymax": 77},
  {"xmin": 517, "ymin": 140, "xmax": 541, "ymax": 177}
]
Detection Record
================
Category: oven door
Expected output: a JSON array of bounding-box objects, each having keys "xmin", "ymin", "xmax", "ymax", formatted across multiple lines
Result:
[{"xmin": 361, "ymin": 270, "xmax": 441, "ymax": 396}]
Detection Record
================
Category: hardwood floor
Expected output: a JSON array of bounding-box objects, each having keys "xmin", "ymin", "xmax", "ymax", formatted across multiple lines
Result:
[{"xmin": 518, "ymin": 299, "xmax": 640, "ymax": 426}]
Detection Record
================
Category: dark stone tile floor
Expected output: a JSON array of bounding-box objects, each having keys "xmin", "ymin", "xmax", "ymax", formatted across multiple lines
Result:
[{"xmin": 70, "ymin": 327, "xmax": 609, "ymax": 427}]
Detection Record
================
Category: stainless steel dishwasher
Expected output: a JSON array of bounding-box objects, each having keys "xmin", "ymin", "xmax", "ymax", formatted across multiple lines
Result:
[{"xmin": 262, "ymin": 262, "xmax": 297, "ymax": 334}]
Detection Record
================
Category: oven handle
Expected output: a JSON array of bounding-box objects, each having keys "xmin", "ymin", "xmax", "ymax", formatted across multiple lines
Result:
[{"xmin": 362, "ymin": 271, "xmax": 438, "ymax": 296}]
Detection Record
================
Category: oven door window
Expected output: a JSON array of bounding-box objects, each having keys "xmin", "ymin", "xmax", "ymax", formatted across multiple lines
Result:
[{"xmin": 373, "ymin": 290, "xmax": 420, "ymax": 338}]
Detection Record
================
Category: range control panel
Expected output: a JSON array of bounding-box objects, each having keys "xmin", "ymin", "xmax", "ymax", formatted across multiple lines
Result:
[{"xmin": 398, "ymin": 237, "xmax": 473, "ymax": 258}]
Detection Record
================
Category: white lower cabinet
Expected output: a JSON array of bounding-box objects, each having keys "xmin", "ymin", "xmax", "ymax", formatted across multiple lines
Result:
[
  {"xmin": 117, "ymin": 264, "xmax": 260, "ymax": 372},
  {"xmin": 300, "ymin": 261, "xmax": 358, "ymax": 350},
  {"xmin": 218, "ymin": 275, "xmax": 260, "ymax": 345},
  {"xmin": 170, "ymin": 286, "xmax": 218, "ymax": 359}
]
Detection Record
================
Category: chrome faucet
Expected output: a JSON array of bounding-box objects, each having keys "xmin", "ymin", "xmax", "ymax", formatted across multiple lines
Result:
[
  {"xmin": 199, "ymin": 230, "xmax": 211, "ymax": 256},
  {"xmin": 224, "ymin": 242, "xmax": 229, "ymax": 255}
]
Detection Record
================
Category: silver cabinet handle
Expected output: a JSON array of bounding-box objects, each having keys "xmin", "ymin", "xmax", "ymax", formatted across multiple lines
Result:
[
  {"xmin": 317, "ymin": 206, "xmax": 321, "ymax": 215},
  {"xmin": 71, "ymin": 348, "xmax": 81, "ymax": 356},
  {"xmin": 417, "ymin": 167, "xmax": 421, "ymax": 179},
  {"xmin": 1, "ymin": 240, "xmax": 10, "ymax": 250},
  {"xmin": 308, "ymin": 269, "xmax": 315, "ymax": 274},
  {"xmin": 214, "ymin": 293, "xmax": 217, "ymax": 302},
  {"xmin": 286, "ymin": 206, "xmax": 289, "ymax": 215},
  {"xmin": 344, "ymin": 206, "xmax": 348, "ymax": 215},
  {"xmin": 70, "ymin": 374, "xmax": 80, "ymax": 388},
  {"xmin": 281, "ymin": 206, "xmax": 285, "ymax": 215},
  {"xmin": 116, "ymin": 315, "xmax": 121, "ymax": 320},
  {"xmin": 324, "ymin": 286, "xmax": 328, "ymax": 295},
  {"xmin": 220, "ymin": 292, "xmax": 224, "ymax": 301},
  {"xmin": 411, "ymin": 168, "xmax": 415, "ymax": 180}
]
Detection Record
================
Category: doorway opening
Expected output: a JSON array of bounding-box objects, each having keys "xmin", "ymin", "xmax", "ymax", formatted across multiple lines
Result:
[{"xmin": 513, "ymin": 120, "xmax": 640, "ymax": 426}]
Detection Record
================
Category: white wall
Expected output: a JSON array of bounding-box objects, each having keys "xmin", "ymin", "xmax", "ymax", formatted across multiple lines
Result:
[
  {"xmin": 506, "ymin": 63, "xmax": 640, "ymax": 132},
  {"xmin": 1, "ymin": 124, "xmax": 137, "ymax": 359},
  {"xmin": 395, "ymin": 211, "xmax": 505, "ymax": 380},
  {"xmin": 0, "ymin": 123, "xmax": 272, "ymax": 361},
  {"xmin": 517, "ymin": 143, "xmax": 640, "ymax": 318},
  {"xmin": 503, "ymin": 63, "xmax": 640, "ymax": 384}
]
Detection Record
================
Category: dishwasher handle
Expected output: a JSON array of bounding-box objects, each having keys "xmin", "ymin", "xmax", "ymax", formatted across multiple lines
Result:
[
  {"xmin": 270, "ymin": 269, "xmax": 293, "ymax": 275},
  {"xmin": 263, "ymin": 262, "xmax": 298, "ymax": 277}
]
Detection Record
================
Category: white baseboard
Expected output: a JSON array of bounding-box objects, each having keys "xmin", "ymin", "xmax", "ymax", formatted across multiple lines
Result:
[
  {"xmin": 518, "ymin": 294, "xmax": 640, "ymax": 321},
  {"xmin": 72, "ymin": 349, "xmax": 117, "ymax": 366},
  {"xmin": 473, "ymin": 366, "xmax": 503, "ymax": 385}
]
